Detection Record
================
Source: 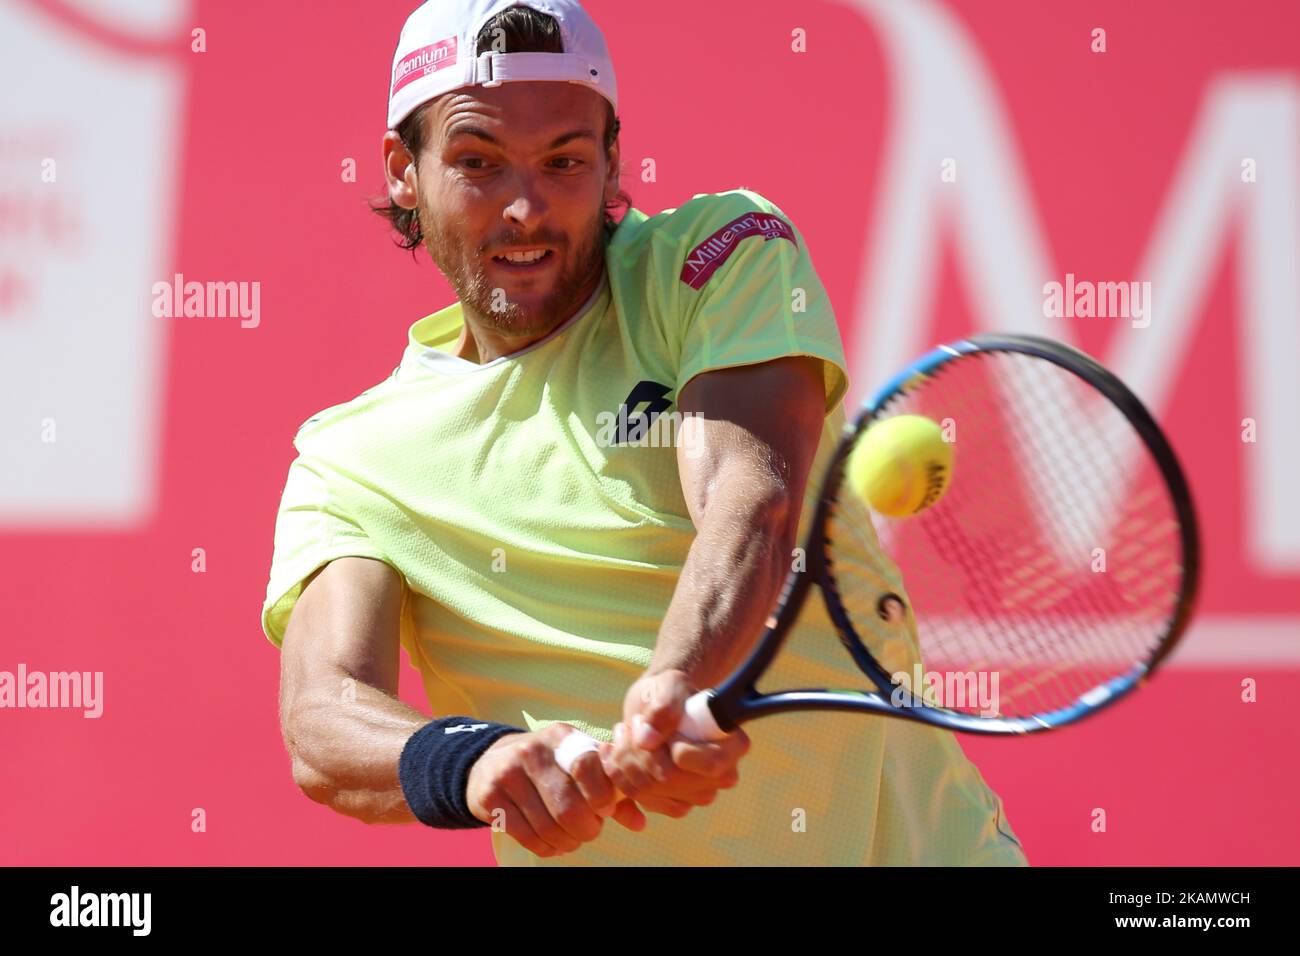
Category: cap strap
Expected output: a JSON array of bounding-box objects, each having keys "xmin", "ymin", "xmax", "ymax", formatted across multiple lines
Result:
[{"xmin": 470, "ymin": 50, "xmax": 601, "ymax": 89}]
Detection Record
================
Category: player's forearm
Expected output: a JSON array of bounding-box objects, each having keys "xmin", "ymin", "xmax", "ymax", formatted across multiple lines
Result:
[
  {"xmin": 283, "ymin": 673, "xmax": 429, "ymax": 824},
  {"xmin": 648, "ymin": 481, "xmax": 795, "ymax": 688}
]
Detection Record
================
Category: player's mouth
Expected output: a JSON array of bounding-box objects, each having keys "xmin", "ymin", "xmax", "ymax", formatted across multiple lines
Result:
[{"xmin": 489, "ymin": 248, "xmax": 556, "ymax": 273}]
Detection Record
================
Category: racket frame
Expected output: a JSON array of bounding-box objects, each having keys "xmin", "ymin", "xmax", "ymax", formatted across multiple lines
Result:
[{"xmin": 697, "ymin": 333, "xmax": 1201, "ymax": 736}]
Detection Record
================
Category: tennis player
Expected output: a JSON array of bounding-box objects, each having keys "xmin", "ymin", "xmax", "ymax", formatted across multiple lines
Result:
[{"xmin": 262, "ymin": 0, "xmax": 1028, "ymax": 866}]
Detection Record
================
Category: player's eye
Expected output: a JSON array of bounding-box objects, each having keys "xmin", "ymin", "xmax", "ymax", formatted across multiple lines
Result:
[{"xmin": 549, "ymin": 157, "xmax": 583, "ymax": 170}]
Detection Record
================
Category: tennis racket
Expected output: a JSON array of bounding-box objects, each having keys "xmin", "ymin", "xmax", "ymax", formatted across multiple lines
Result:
[{"xmin": 556, "ymin": 332, "xmax": 1199, "ymax": 772}]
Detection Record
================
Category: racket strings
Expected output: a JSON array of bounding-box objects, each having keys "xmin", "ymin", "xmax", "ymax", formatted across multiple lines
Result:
[
  {"xmin": 977, "ymin": 355, "xmax": 1163, "ymax": 702},
  {"xmin": 997, "ymin": 353, "xmax": 1179, "ymax": 670},
  {"xmin": 825, "ymin": 350, "xmax": 1183, "ymax": 719},
  {"xmin": 921, "ymin": 361, "xmax": 1099, "ymax": 715},
  {"xmin": 910, "ymin": 358, "xmax": 1086, "ymax": 714}
]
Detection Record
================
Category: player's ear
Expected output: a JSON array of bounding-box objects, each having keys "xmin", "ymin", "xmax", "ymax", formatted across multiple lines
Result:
[{"xmin": 383, "ymin": 130, "xmax": 419, "ymax": 211}]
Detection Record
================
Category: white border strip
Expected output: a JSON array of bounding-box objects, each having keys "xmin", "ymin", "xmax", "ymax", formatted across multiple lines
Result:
[{"xmin": 1165, "ymin": 617, "xmax": 1300, "ymax": 666}]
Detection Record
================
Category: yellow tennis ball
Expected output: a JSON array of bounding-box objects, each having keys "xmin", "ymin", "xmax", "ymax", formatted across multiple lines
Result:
[{"xmin": 846, "ymin": 415, "xmax": 953, "ymax": 517}]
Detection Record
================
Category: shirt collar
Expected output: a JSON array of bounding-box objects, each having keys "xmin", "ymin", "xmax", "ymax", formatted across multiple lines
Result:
[{"xmin": 399, "ymin": 269, "xmax": 610, "ymax": 378}]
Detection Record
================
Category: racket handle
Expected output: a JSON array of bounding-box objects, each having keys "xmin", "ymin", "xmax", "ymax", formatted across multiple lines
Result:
[
  {"xmin": 680, "ymin": 690, "xmax": 728, "ymax": 740},
  {"xmin": 553, "ymin": 692, "xmax": 729, "ymax": 775}
]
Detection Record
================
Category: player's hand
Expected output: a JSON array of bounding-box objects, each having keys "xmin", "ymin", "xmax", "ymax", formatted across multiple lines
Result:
[
  {"xmin": 598, "ymin": 669, "xmax": 750, "ymax": 819},
  {"xmin": 466, "ymin": 723, "xmax": 646, "ymax": 858}
]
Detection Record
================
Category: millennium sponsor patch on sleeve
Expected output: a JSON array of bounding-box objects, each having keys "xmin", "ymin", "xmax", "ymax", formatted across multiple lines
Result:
[{"xmin": 679, "ymin": 211, "xmax": 798, "ymax": 290}]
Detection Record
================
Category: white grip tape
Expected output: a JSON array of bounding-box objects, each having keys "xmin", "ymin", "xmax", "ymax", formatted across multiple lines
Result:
[
  {"xmin": 553, "ymin": 693, "xmax": 727, "ymax": 775},
  {"xmin": 554, "ymin": 729, "xmax": 600, "ymax": 775},
  {"xmin": 679, "ymin": 691, "xmax": 727, "ymax": 741}
]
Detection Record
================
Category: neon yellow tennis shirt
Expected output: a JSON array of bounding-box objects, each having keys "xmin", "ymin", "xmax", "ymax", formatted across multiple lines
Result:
[{"xmin": 261, "ymin": 189, "xmax": 1027, "ymax": 866}]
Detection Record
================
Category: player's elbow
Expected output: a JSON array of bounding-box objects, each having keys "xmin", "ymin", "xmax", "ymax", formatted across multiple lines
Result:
[
  {"xmin": 283, "ymin": 720, "xmax": 400, "ymax": 825},
  {"xmin": 281, "ymin": 703, "xmax": 339, "ymax": 805},
  {"xmin": 283, "ymin": 720, "xmax": 335, "ymax": 806},
  {"xmin": 748, "ymin": 480, "xmax": 798, "ymax": 563},
  {"xmin": 723, "ymin": 482, "xmax": 799, "ymax": 602},
  {"xmin": 289, "ymin": 754, "xmax": 382, "ymax": 822},
  {"xmin": 291, "ymin": 757, "xmax": 334, "ymax": 806},
  {"xmin": 713, "ymin": 469, "xmax": 793, "ymax": 533}
]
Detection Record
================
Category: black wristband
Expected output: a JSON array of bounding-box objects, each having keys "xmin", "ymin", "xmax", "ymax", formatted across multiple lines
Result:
[{"xmin": 398, "ymin": 717, "xmax": 525, "ymax": 829}]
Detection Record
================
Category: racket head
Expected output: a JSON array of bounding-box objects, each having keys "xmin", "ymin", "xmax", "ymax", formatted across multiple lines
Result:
[{"xmin": 812, "ymin": 333, "xmax": 1200, "ymax": 733}]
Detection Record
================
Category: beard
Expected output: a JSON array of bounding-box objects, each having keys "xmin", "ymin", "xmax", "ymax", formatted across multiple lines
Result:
[{"xmin": 422, "ymin": 202, "xmax": 607, "ymax": 340}]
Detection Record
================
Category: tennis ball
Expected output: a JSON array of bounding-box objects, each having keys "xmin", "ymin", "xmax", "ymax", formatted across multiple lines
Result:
[{"xmin": 846, "ymin": 415, "xmax": 953, "ymax": 517}]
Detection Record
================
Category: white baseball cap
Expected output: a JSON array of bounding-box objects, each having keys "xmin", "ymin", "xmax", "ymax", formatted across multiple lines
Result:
[{"xmin": 387, "ymin": 0, "xmax": 618, "ymax": 130}]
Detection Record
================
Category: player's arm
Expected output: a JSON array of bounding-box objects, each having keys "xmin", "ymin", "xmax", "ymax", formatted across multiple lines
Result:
[
  {"xmin": 278, "ymin": 556, "xmax": 422, "ymax": 823},
  {"xmin": 278, "ymin": 556, "xmax": 643, "ymax": 854},
  {"xmin": 598, "ymin": 355, "xmax": 826, "ymax": 807},
  {"xmin": 651, "ymin": 354, "xmax": 827, "ymax": 685}
]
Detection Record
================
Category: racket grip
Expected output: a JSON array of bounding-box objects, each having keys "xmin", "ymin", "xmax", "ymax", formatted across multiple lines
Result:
[
  {"xmin": 679, "ymin": 690, "xmax": 728, "ymax": 741},
  {"xmin": 553, "ymin": 692, "xmax": 729, "ymax": 776}
]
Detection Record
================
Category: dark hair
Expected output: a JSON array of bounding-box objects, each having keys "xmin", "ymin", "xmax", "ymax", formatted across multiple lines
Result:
[{"xmin": 373, "ymin": 5, "xmax": 632, "ymax": 254}]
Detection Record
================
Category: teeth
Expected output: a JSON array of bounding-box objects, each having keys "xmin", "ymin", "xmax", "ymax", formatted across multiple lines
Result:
[{"xmin": 497, "ymin": 250, "xmax": 548, "ymax": 263}]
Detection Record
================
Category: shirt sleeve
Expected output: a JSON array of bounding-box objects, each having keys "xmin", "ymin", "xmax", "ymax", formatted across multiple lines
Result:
[
  {"xmin": 671, "ymin": 191, "xmax": 850, "ymax": 412},
  {"xmin": 260, "ymin": 452, "xmax": 393, "ymax": 648}
]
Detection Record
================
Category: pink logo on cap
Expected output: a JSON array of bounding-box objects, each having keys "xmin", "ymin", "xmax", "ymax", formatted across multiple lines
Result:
[
  {"xmin": 680, "ymin": 212, "xmax": 798, "ymax": 289},
  {"xmin": 392, "ymin": 36, "xmax": 458, "ymax": 96}
]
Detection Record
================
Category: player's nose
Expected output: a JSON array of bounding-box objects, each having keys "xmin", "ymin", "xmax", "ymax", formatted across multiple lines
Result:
[{"xmin": 500, "ymin": 170, "xmax": 550, "ymax": 229}]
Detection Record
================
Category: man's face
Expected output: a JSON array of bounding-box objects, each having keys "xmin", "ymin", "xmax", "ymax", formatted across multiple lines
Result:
[{"xmin": 407, "ymin": 82, "xmax": 618, "ymax": 340}]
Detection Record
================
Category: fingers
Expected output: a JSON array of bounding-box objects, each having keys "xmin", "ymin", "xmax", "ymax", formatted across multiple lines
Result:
[
  {"xmin": 611, "ymin": 798, "xmax": 647, "ymax": 832},
  {"xmin": 597, "ymin": 743, "xmax": 697, "ymax": 820},
  {"xmin": 598, "ymin": 735, "xmax": 736, "ymax": 819},
  {"xmin": 630, "ymin": 713, "xmax": 663, "ymax": 750},
  {"xmin": 612, "ymin": 730, "xmax": 741, "ymax": 791},
  {"xmin": 524, "ymin": 731, "xmax": 609, "ymax": 844},
  {"xmin": 602, "ymin": 726, "xmax": 668, "ymax": 795},
  {"xmin": 468, "ymin": 727, "xmax": 615, "ymax": 859},
  {"xmin": 553, "ymin": 734, "xmax": 649, "ymax": 832},
  {"xmin": 538, "ymin": 716, "xmax": 750, "ymax": 836},
  {"xmin": 626, "ymin": 670, "xmax": 694, "ymax": 746},
  {"xmin": 632, "ymin": 793, "xmax": 699, "ymax": 818},
  {"xmin": 489, "ymin": 795, "xmax": 560, "ymax": 859},
  {"xmin": 669, "ymin": 728, "xmax": 751, "ymax": 776},
  {"xmin": 565, "ymin": 746, "xmax": 621, "ymax": 817},
  {"xmin": 590, "ymin": 695, "xmax": 751, "ymax": 816},
  {"xmin": 499, "ymin": 765, "xmax": 586, "ymax": 856}
]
